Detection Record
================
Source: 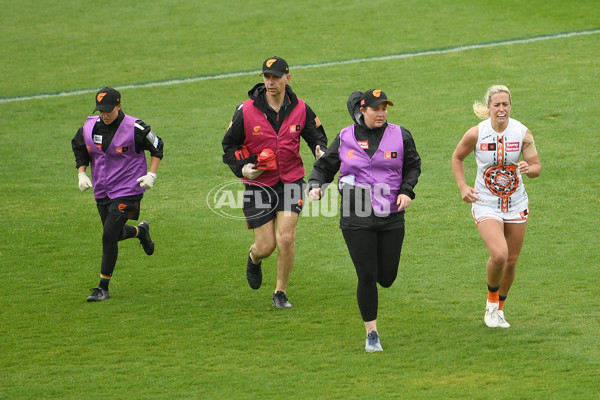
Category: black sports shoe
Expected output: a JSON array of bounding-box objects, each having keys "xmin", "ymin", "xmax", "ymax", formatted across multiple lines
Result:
[
  {"xmin": 137, "ymin": 221, "xmax": 154, "ymax": 255},
  {"xmin": 246, "ymin": 245, "xmax": 262, "ymax": 290},
  {"xmin": 87, "ymin": 287, "xmax": 110, "ymax": 302},
  {"xmin": 272, "ymin": 291, "xmax": 292, "ymax": 309}
]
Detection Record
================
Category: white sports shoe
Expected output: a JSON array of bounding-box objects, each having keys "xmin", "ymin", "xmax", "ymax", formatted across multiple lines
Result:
[
  {"xmin": 365, "ymin": 331, "xmax": 383, "ymax": 352},
  {"xmin": 484, "ymin": 301, "xmax": 501, "ymax": 328},
  {"xmin": 497, "ymin": 309, "xmax": 510, "ymax": 328}
]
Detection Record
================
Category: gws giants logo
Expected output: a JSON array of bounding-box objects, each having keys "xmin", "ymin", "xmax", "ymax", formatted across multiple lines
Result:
[{"xmin": 483, "ymin": 164, "xmax": 519, "ymax": 212}]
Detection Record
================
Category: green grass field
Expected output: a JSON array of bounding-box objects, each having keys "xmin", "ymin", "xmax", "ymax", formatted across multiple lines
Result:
[{"xmin": 1, "ymin": 0, "xmax": 599, "ymax": 398}]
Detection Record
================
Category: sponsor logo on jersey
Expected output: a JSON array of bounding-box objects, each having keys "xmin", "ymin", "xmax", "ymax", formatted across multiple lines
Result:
[
  {"xmin": 384, "ymin": 152, "xmax": 397, "ymax": 159},
  {"xmin": 357, "ymin": 140, "xmax": 369, "ymax": 149},
  {"xmin": 290, "ymin": 124, "xmax": 302, "ymax": 133},
  {"xmin": 480, "ymin": 143, "xmax": 497, "ymax": 151},
  {"xmin": 116, "ymin": 146, "xmax": 128, "ymax": 153},
  {"xmin": 506, "ymin": 142, "xmax": 520, "ymax": 152}
]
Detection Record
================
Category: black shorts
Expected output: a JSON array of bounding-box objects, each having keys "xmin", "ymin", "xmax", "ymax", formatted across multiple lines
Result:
[
  {"xmin": 243, "ymin": 179, "xmax": 305, "ymax": 229},
  {"xmin": 96, "ymin": 195, "xmax": 142, "ymax": 222}
]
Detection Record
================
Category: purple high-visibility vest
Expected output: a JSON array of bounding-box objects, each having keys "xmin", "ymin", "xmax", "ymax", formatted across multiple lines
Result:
[
  {"xmin": 338, "ymin": 123, "xmax": 404, "ymax": 214},
  {"xmin": 83, "ymin": 115, "xmax": 147, "ymax": 199}
]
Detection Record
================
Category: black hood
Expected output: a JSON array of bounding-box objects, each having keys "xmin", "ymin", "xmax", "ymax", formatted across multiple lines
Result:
[
  {"xmin": 247, "ymin": 83, "xmax": 265, "ymax": 100},
  {"xmin": 347, "ymin": 90, "xmax": 364, "ymax": 126}
]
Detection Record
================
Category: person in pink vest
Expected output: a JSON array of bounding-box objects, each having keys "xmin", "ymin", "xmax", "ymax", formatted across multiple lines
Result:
[
  {"xmin": 452, "ymin": 85, "xmax": 541, "ymax": 328},
  {"xmin": 222, "ymin": 57, "xmax": 328, "ymax": 309},
  {"xmin": 72, "ymin": 87, "xmax": 164, "ymax": 302},
  {"xmin": 308, "ymin": 89, "xmax": 421, "ymax": 352}
]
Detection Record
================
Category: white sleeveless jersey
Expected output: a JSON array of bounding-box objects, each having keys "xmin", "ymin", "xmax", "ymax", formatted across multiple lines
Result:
[{"xmin": 473, "ymin": 118, "xmax": 529, "ymax": 211}]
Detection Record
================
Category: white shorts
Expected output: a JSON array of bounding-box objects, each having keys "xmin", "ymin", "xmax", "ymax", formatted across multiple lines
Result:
[{"xmin": 471, "ymin": 203, "xmax": 529, "ymax": 225}]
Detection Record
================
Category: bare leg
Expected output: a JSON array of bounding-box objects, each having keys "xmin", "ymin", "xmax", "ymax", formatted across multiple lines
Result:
[
  {"xmin": 364, "ymin": 320, "xmax": 377, "ymax": 335},
  {"xmin": 250, "ymin": 220, "xmax": 276, "ymax": 263},
  {"xmin": 273, "ymin": 211, "xmax": 299, "ymax": 293},
  {"xmin": 500, "ymin": 222, "xmax": 527, "ymax": 297},
  {"xmin": 476, "ymin": 219, "xmax": 508, "ymax": 288}
]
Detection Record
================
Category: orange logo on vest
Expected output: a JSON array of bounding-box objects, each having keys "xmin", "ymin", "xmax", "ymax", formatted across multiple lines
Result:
[
  {"xmin": 252, "ymin": 126, "xmax": 263, "ymax": 135},
  {"xmin": 347, "ymin": 150, "xmax": 357, "ymax": 159}
]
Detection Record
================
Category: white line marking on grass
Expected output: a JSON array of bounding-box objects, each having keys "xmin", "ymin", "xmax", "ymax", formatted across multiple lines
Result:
[{"xmin": 1, "ymin": 29, "xmax": 598, "ymax": 104}]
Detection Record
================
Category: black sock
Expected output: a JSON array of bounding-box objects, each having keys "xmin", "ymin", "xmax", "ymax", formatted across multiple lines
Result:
[
  {"xmin": 487, "ymin": 284, "xmax": 500, "ymax": 293},
  {"xmin": 99, "ymin": 274, "xmax": 110, "ymax": 291}
]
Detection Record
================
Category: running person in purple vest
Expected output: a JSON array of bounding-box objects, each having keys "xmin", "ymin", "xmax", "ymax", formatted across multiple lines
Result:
[
  {"xmin": 72, "ymin": 87, "xmax": 164, "ymax": 302},
  {"xmin": 222, "ymin": 57, "xmax": 328, "ymax": 309},
  {"xmin": 308, "ymin": 89, "xmax": 421, "ymax": 352}
]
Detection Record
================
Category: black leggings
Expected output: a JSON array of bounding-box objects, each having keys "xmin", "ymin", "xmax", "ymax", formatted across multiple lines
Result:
[
  {"xmin": 342, "ymin": 228, "xmax": 405, "ymax": 322},
  {"xmin": 98, "ymin": 207, "xmax": 137, "ymax": 278}
]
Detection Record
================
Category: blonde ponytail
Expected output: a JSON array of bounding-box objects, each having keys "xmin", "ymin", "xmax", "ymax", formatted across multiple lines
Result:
[{"xmin": 473, "ymin": 101, "xmax": 489, "ymax": 119}]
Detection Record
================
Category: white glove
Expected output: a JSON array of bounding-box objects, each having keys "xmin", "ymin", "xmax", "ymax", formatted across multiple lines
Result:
[
  {"xmin": 242, "ymin": 163, "xmax": 264, "ymax": 180},
  {"xmin": 137, "ymin": 172, "xmax": 157, "ymax": 189},
  {"xmin": 78, "ymin": 172, "xmax": 92, "ymax": 192}
]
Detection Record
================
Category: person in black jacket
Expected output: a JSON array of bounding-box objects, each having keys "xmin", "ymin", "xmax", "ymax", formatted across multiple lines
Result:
[
  {"xmin": 72, "ymin": 87, "xmax": 164, "ymax": 302},
  {"xmin": 221, "ymin": 57, "xmax": 328, "ymax": 309},
  {"xmin": 308, "ymin": 89, "xmax": 421, "ymax": 352}
]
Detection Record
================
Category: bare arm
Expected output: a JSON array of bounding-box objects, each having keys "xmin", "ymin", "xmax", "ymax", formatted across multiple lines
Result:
[
  {"xmin": 517, "ymin": 130, "xmax": 541, "ymax": 178},
  {"xmin": 148, "ymin": 156, "xmax": 161, "ymax": 175}
]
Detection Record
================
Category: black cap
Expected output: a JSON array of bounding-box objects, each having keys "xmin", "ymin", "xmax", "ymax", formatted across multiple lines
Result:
[
  {"xmin": 261, "ymin": 57, "xmax": 289, "ymax": 78},
  {"xmin": 94, "ymin": 87, "xmax": 121, "ymax": 112},
  {"xmin": 360, "ymin": 89, "xmax": 393, "ymax": 108}
]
